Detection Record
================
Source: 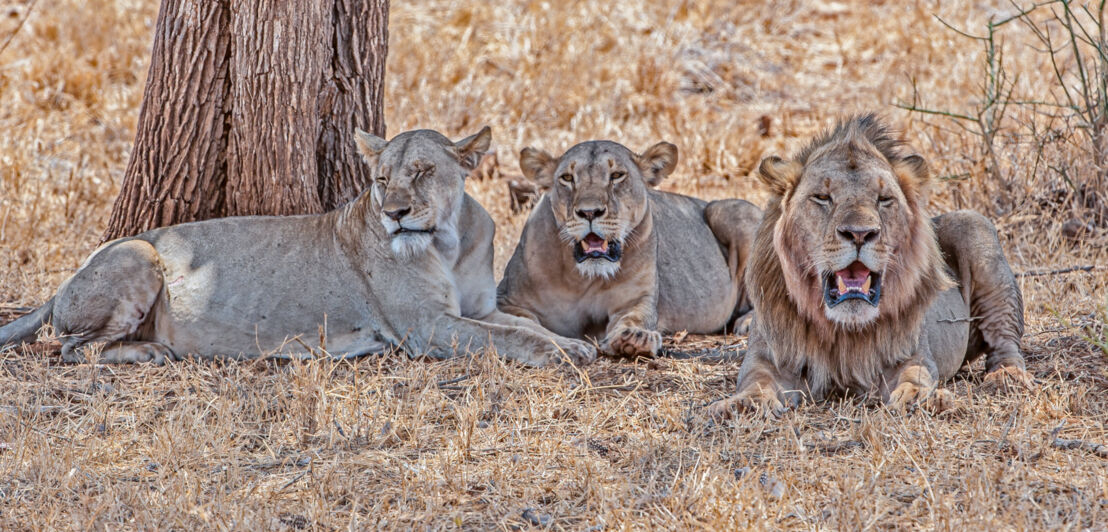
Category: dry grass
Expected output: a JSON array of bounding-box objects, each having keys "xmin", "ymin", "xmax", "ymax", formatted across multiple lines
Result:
[{"xmin": 1, "ymin": 0, "xmax": 1107, "ymax": 529}]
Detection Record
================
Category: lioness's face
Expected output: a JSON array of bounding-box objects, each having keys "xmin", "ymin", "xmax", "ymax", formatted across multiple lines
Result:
[
  {"xmin": 355, "ymin": 127, "xmax": 490, "ymax": 259},
  {"xmin": 764, "ymin": 140, "xmax": 928, "ymax": 329},
  {"xmin": 519, "ymin": 140, "xmax": 677, "ymax": 279}
]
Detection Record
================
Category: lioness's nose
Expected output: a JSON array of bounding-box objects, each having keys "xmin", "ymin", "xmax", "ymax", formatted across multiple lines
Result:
[
  {"xmin": 838, "ymin": 225, "xmax": 880, "ymax": 245},
  {"xmin": 575, "ymin": 207, "xmax": 606, "ymax": 221},
  {"xmin": 384, "ymin": 205, "xmax": 411, "ymax": 221}
]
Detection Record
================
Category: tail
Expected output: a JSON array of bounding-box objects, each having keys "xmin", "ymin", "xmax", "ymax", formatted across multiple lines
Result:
[{"xmin": 0, "ymin": 297, "xmax": 55, "ymax": 348}]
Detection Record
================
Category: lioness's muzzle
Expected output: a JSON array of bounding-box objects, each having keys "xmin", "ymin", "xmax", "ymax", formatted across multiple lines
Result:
[{"xmin": 573, "ymin": 232, "xmax": 622, "ymax": 263}]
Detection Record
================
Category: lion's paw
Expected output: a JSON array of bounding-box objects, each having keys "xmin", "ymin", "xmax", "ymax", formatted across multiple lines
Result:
[
  {"xmin": 982, "ymin": 365, "xmax": 1033, "ymax": 391},
  {"xmin": 887, "ymin": 380, "xmax": 929, "ymax": 411},
  {"xmin": 602, "ymin": 326, "xmax": 662, "ymax": 358},
  {"xmin": 731, "ymin": 312, "xmax": 755, "ymax": 336},
  {"xmin": 923, "ymin": 388, "xmax": 957, "ymax": 414},
  {"xmin": 709, "ymin": 387, "xmax": 785, "ymax": 419}
]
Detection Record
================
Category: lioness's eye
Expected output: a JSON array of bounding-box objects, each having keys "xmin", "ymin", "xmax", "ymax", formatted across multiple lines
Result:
[
  {"xmin": 610, "ymin": 171, "xmax": 626, "ymax": 182},
  {"xmin": 375, "ymin": 176, "xmax": 388, "ymax": 186},
  {"xmin": 811, "ymin": 193, "xmax": 831, "ymax": 205},
  {"xmin": 559, "ymin": 173, "xmax": 574, "ymax": 184},
  {"xmin": 878, "ymin": 196, "xmax": 895, "ymax": 207}
]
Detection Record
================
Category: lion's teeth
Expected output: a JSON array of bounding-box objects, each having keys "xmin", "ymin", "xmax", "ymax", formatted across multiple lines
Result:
[
  {"xmin": 836, "ymin": 275, "xmax": 847, "ymax": 294},
  {"xmin": 862, "ymin": 275, "xmax": 872, "ymax": 294}
]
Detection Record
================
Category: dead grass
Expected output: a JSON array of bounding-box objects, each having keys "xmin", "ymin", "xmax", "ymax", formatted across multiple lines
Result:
[{"xmin": 1, "ymin": 0, "xmax": 1107, "ymax": 529}]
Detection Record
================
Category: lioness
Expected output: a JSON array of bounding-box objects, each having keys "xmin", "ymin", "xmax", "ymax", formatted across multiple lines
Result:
[
  {"xmin": 712, "ymin": 115, "xmax": 1030, "ymax": 416},
  {"xmin": 497, "ymin": 140, "xmax": 762, "ymax": 357},
  {"xmin": 0, "ymin": 128, "xmax": 596, "ymax": 366}
]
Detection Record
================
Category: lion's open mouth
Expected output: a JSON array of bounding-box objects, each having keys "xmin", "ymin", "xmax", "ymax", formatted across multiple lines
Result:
[
  {"xmin": 824, "ymin": 261, "xmax": 882, "ymax": 308},
  {"xmin": 573, "ymin": 233, "xmax": 622, "ymax": 263}
]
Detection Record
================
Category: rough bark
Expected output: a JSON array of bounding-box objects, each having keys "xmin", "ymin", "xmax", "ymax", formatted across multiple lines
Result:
[{"xmin": 102, "ymin": 0, "xmax": 388, "ymax": 241}]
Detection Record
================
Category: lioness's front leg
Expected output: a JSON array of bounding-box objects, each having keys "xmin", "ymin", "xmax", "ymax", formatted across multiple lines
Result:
[
  {"xmin": 601, "ymin": 296, "xmax": 662, "ymax": 357},
  {"xmin": 420, "ymin": 313, "xmax": 594, "ymax": 367},
  {"xmin": 482, "ymin": 310, "xmax": 597, "ymax": 365}
]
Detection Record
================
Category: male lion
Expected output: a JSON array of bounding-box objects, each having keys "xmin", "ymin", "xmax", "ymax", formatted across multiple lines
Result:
[
  {"xmin": 712, "ymin": 115, "xmax": 1030, "ymax": 416},
  {"xmin": 0, "ymin": 128, "xmax": 596, "ymax": 366},
  {"xmin": 497, "ymin": 140, "xmax": 762, "ymax": 357}
]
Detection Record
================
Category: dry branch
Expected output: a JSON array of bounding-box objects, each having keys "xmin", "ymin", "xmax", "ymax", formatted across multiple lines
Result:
[{"xmin": 1015, "ymin": 265, "xmax": 1098, "ymax": 277}]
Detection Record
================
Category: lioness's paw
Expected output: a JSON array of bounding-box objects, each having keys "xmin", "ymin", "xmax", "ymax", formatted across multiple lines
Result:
[
  {"xmin": 60, "ymin": 344, "xmax": 87, "ymax": 364},
  {"xmin": 552, "ymin": 338, "xmax": 597, "ymax": 366},
  {"xmin": 982, "ymin": 366, "xmax": 1034, "ymax": 391},
  {"xmin": 709, "ymin": 388, "xmax": 785, "ymax": 419},
  {"xmin": 602, "ymin": 326, "xmax": 662, "ymax": 357}
]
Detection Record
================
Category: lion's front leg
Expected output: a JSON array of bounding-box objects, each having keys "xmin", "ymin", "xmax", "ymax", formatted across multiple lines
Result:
[
  {"xmin": 933, "ymin": 210, "xmax": 1031, "ymax": 389},
  {"xmin": 884, "ymin": 357, "xmax": 953, "ymax": 412},
  {"xmin": 601, "ymin": 297, "xmax": 661, "ymax": 358},
  {"xmin": 711, "ymin": 339, "xmax": 794, "ymax": 418}
]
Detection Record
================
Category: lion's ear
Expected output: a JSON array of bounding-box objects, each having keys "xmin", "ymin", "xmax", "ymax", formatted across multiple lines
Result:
[
  {"xmin": 454, "ymin": 126, "xmax": 492, "ymax": 171},
  {"xmin": 892, "ymin": 154, "xmax": 932, "ymax": 205},
  {"xmin": 636, "ymin": 141, "xmax": 678, "ymax": 187},
  {"xmin": 757, "ymin": 155, "xmax": 801, "ymax": 196},
  {"xmin": 519, "ymin": 147, "xmax": 557, "ymax": 188},
  {"xmin": 354, "ymin": 128, "xmax": 388, "ymax": 164}
]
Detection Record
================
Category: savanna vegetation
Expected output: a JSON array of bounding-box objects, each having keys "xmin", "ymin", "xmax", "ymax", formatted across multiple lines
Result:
[{"xmin": 0, "ymin": 0, "xmax": 1105, "ymax": 528}]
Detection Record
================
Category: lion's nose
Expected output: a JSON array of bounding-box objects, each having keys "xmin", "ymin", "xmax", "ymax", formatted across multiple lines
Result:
[
  {"xmin": 384, "ymin": 206, "xmax": 411, "ymax": 221},
  {"xmin": 575, "ymin": 207, "xmax": 606, "ymax": 221},
  {"xmin": 838, "ymin": 225, "xmax": 880, "ymax": 246}
]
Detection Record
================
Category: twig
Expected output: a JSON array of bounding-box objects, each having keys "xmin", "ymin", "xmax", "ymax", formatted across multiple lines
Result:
[
  {"xmin": 278, "ymin": 471, "xmax": 308, "ymax": 492},
  {"xmin": 805, "ymin": 439, "xmax": 864, "ymax": 455},
  {"xmin": 0, "ymin": 0, "xmax": 37, "ymax": 59},
  {"xmin": 938, "ymin": 316, "xmax": 985, "ymax": 324},
  {"xmin": 436, "ymin": 374, "xmax": 471, "ymax": 387},
  {"xmin": 1015, "ymin": 265, "xmax": 1097, "ymax": 277},
  {"xmin": 1051, "ymin": 437, "xmax": 1108, "ymax": 457}
]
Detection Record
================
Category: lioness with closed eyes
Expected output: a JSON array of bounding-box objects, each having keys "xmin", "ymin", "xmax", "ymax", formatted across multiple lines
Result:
[
  {"xmin": 497, "ymin": 140, "xmax": 762, "ymax": 357},
  {"xmin": 0, "ymin": 127, "xmax": 596, "ymax": 366}
]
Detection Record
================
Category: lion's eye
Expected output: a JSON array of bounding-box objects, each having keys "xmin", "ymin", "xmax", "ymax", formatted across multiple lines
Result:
[
  {"xmin": 375, "ymin": 176, "xmax": 388, "ymax": 186},
  {"xmin": 559, "ymin": 173, "xmax": 574, "ymax": 185},
  {"xmin": 610, "ymin": 171, "xmax": 626, "ymax": 183},
  {"xmin": 811, "ymin": 194, "xmax": 831, "ymax": 205},
  {"xmin": 878, "ymin": 196, "xmax": 895, "ymax": 207}
]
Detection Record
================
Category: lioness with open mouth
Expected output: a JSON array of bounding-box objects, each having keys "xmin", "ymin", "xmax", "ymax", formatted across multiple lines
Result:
[
  {"xmin": 712, "ymin": 115, "xmax": 1030, "ymax": 417},
  {"xmin": 497, "ymin": 140, "xmax": 762, "ymax": 357},
  {"xmin": 0, "ymin": 127, "xmax": 596, "ymax": 366}
]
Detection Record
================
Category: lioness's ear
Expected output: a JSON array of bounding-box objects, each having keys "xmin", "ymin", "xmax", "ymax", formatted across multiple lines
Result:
[
  {"xmin": 519, "ymin": 147, "xmax": 556, "ymax": 188},
  {"xmin": 455, "ymin": 126, "xmax": 492, "ymax": 171},
  {"xmin": 636, "ymin": 141, "xmax": 678, "ymax": 187},
  {"xmin": 354, "ymin": 128, "xmax": 388, "ymax": 164},
  {"xmin": 892, "ymin": 154, "xmax": 932, "ymax": 205},
  {"xmin": 757, "ymin": 155, "xmax": 801, "ymax": 197}
]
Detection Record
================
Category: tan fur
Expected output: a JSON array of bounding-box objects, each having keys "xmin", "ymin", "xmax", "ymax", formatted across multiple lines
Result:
[
  {"xmin": 498, "ymin": 140, "xmax": 761, "ymax": 357},
  {"xmin": 0, "ymin": 128, "xmax": 596, "ymax": 367},
  {"xmin": 712, "ymin": 115, "xmax": 1029, "ymax": 416}
]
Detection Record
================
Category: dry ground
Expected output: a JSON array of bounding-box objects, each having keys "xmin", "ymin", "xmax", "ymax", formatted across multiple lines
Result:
[{"xmin": 1, "ymin": 0, "xmax": 1107, "ymax": 529}]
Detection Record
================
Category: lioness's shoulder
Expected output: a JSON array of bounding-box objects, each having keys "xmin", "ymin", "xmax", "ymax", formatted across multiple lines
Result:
[{"xmin": 460, "ymin": 193, "xmax": 495, "ymax": 246}]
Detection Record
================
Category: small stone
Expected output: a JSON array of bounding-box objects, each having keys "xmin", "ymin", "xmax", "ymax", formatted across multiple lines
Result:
[
  {"xmin": 1061, "ymin": 218, "xmax": 1094, "ymax": 242},
  {"xmin": 521, "ymin": 508, "xmax": 551, "ymax": 527}
]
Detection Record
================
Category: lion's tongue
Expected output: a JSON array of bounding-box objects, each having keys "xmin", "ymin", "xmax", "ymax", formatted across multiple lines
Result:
[
  {"xmin": 835, "ymin": 261, "xmax": 872, "ymax": 293},
  {"xmin": 582, "ymin": 233, "xmax": 608, "ymax": 254}
]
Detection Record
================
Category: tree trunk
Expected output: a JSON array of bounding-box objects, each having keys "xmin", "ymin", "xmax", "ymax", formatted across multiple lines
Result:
[{"xmin": 102, "ymin": 0, "xmax": 388, "ymax": 242}]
